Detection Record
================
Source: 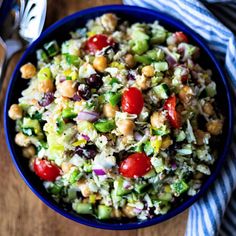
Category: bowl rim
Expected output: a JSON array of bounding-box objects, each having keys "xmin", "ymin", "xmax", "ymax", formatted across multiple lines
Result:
[{"xmin": 4, "ymin": 4, "xmax": 233, "ymax": 230}]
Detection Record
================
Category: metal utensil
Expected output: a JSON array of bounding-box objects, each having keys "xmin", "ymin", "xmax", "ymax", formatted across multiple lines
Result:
[{"xmin": 0, "ymin": 0, "xmax": 47, "ymax": 91}]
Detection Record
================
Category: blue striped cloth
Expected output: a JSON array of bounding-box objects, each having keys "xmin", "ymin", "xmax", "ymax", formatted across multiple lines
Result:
[{"xmin": 123, "ymin": 0, "xmax": 236, "ymax": 235}]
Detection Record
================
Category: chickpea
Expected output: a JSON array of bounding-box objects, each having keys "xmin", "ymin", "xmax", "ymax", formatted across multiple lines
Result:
[
  {"xmin": 103, "ymin": 103, "xmax": 119, "ymax": 118},
  {"xmin": 117, "ymin": 119, "xmax": 135, "ymax": 135},
  {"xmin": 93, "ymin": 56, "xmax": 108, "ymax": 72},
  {"xmin": 15, "ymin": 132, "xmax": 31, "ymax": 147},
  {"xmin": 78, "ymin": 181, "xmax": 91, "ymax": 197},
  {"xmin": 20, "ymin": 63, "xmax": 37, "ymax": 79},
  {"xmin": 61, "ymin": 162, "xmax": 73, "ymax": 173},
  {"xmin": 124, "ymin": 54, "xmax": 135, "ymax": 68},
  {"xmin": 194, "ymin": 129, "xmax": 206, "ymax": 145},
  {"xmin": 142, "ymin": 65, "xmax": 155, "ymax": 77},
  {"xmin": 22, "ymin": 145, "xmax": 36, "ymax": 158},
  {"xmin": 111, "ymin": 208, "xmax": 122, "ymax": 218},
  {"xmin": 101, "ymin": 13, "xmax": 118, "ymax": 32},
  {"xmin": 203, "ymin": 102, "xmax": 214, "ymax": 116},
  {"xmin": 161, "ymin": 136, "xmax": 173, "ymax": 150},
  {"xmin": 8, "ymin": 104, "xmax": 23, "ymax": 120},
  {"xmin": 136, "ymin": 76, "xmax": 149, "ymax": 90},
  {"xmin": 57, "ymin": 80, "xmax": 76, "ymax": 98},
  {"xmin": 122, "ymin": 205, "xmax": 136, "ymax": 218},
  {"xmin": 179, "ymin": 85, "xmax": 194, "ymax": 104},
  {"xmin": 150, "ymin": 111, "xmax": 166, "ymax": 129},
  {"xmin": 206, "ymin": 119, "xmax": 223, "ymax": 135},
  {"xmin": 38, "ymin": 79, "xmax": 54, "ymax": 93}
]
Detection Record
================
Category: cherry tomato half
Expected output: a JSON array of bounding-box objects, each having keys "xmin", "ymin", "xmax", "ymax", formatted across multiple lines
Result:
[
  {"xmin": 174, "ymin": 32, "xmax": 188, "ymax": 44},
  {"xmin": 85, "ymin": 34, "xmax": 115, "ymax": 53},
  {"xmin": 163, "ymin": 95, "xmax": 181, "ymax": 129},
  {"xmin": 122, "ymin": 87, "xmax": 144, "ymax": 115},
  {"xmin": 119, "ymin": 153, "xmax": 152, "ymax": 178},
  {"xmin": 34, "ymin": 158, "xmax": 61, "ymax": 181}
]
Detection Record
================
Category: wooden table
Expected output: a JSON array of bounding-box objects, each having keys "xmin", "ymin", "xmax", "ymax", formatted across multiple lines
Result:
[{"xmin": 0, "ymin": 1, "xmax": 188, "ymax": 235}]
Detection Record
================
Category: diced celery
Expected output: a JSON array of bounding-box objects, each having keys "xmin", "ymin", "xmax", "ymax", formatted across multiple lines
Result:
[
  {"xmin": 38, "ymin": 67, "xmax": 52, "ymax": 81},
  {"xmin": 132, "ymin": 144, "xmax": 143, "ymax": 153},
  {"xmin": 74, "ymin": 203, "xmax": 93, "ymax": 214},
  {"xmin": 97, "ymin": 205, "xmax": 112, "ymax": 220}
]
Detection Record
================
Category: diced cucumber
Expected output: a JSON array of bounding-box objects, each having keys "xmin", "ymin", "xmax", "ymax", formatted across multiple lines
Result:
[
  {"xmin": 109, "ymin": 77, "xmax": 120, "ymax": 85},
  {"xmin": 131, "ymin": 144, "xmax": 143, "ymax": 153},
  {"xmin": 62, "ymin": 108, "xmax": 77, "ymax": 119},
  {"xmin": 151, "ymin": 157, "xmax": 165, "ymax": 173},
  {"xmin": 134, "ymin": 54, "xmax": 152, "ymax": 65},
  {"xmin": 36, "ymin": 49, "xmax": 49, "ymax": 62},
  {"xmin": 143, "ymin": 169, "xmax": 156, "ymax": 179},
  {"xmin": 176, "ymin": 144, "xmax": 192, "ymax": 155},
  {"xmin": 170, "ymin": 180, "xmax": 189, "ymax": 196},
  {"xmin": 152, "ymin": 125, "xmax": 170, "ymax": 136},
  {"xmin": 114, "ymin": 178, "xmax": 132, "ymax": 196},
  {"xmin": 176, "ymin": 130, "xmax": 186, "ymax": 142},
  {"xmin": 144, "ymin": 141, "xmax": 154, "ymax": 156},
  {"xmin": 49, "ymin": 184, "xmax": 63, "ymax": 195},
  {"xmin": 152, "ymin": 62, "xmax": 169, "ymax": 72},
  {"xmin": 22, "ymin": 118, "xmax": 41, "ymax": 135},
  {"xmin": 94, "ymin": 119, "xmax": 116, "ymax": 133},
  {"xmin": 131, "ymin": 40, "xmax": 149, "ymax": 55},
  {"xmin": 158, "ymin": 192, "xmax": 172, "ymax": 201},
  {"xmin": 134, "ymin": 182, "xmax": 150, "ymax": 194},
  {"xmin": 97, "ymin": 205, "xmax": 112, "ymax": 220},
  {"xmin": 205, "ymin": 82, "xmax": 217, "ymax": 97},
  {"xmin": 74, "ymin": 203, "xmax": 93, "ymax": 214},
  {"xmin": 44, "ymin": 40, "xmax": 60, "ymax": 57},
  {"xmin": 153, "ymin": 83, "xmax": 170, "ymax": 99}
]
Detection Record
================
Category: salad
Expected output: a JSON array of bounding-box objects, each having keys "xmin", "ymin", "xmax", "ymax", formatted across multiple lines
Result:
[{"xmin": 8, "ymin": 13, "xmax": 224, "ymax": 221}]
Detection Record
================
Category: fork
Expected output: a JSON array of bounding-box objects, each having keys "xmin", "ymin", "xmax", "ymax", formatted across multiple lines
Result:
[{"xmin": 0, "ymin": 0, "xmax": 47, "ymax": 91}]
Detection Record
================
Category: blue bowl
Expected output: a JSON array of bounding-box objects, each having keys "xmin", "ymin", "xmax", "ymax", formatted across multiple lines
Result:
[{"xmin": 4, "ymin": 5, "xmax": 233, "ymax": 230}]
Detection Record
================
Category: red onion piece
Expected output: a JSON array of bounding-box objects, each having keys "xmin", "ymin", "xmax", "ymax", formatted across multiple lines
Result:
[
  {"xmin": 82, "ymin": 134, "xmax": 90, "ymax": 141},
  {"xmin": 134, "ymin": 132, "xmax": 143, "ymax": 141},
  {"xmin": 93, "ymin": 169, "xmax": 106, "ymax": 175},
  {"xmin": 38, "ymin": 92, "xmax": 54, "ymax": 107},
  {"xmin": 59, "ymin": 76, "xmax": 66, "ymax": 83},
  {"xmin": 77, "ymin": 111, "xmax": 99, "ymax": 122}
]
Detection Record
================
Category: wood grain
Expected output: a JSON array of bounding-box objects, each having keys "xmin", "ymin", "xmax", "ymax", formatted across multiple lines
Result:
[{"xmin": 0, "ymin": 1, "xmax": 188, "ymax": 235}]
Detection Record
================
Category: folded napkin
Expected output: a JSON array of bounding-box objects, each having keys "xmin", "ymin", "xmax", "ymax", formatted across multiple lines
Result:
[{"xmin": 123, "ymin": 0, "xmax": 236, "ymax": 235}]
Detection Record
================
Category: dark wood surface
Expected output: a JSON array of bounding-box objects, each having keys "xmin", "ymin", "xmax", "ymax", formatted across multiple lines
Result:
[{"xmin": 0, "ymin": 1, "xmax": 188, "ymax": 235}]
